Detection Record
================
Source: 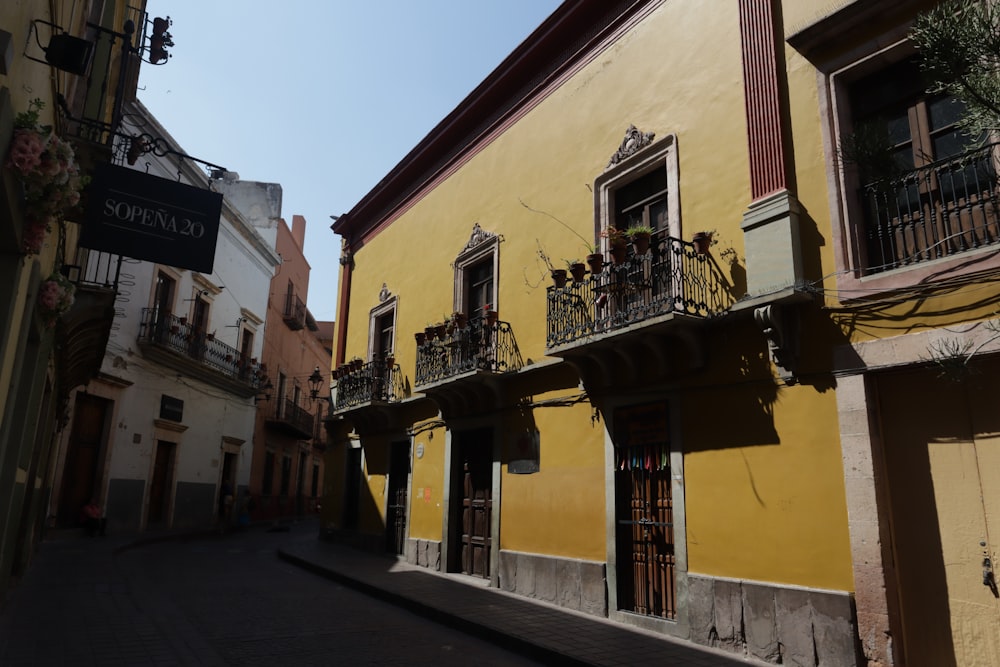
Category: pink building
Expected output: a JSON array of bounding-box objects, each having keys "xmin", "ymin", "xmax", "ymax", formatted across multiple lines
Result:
[{"xmin": 249, "ymin": 215, "xmax": 331, "ymax": 520}]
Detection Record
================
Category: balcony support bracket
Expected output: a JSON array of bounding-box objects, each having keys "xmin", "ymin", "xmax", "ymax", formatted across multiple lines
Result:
[{"xmin": 754, "ymin": 302, "xmax": 800, "ymax": 385}]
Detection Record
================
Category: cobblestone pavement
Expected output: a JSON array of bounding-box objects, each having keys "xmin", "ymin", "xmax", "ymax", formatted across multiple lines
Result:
[
  {"xmin": 0, "ymin": 522, "xmax": 540, "ymax": 666},
  {"xmin": 1, "ymin": 521, "xmax": 768, "ymax": 666}
]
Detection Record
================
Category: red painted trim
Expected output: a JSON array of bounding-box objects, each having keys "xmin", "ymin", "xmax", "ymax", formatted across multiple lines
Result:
[
  {"xmin": 334, "ymin": 252, "xmax": 352, "ymax": 367},
  {"xmin": 739, "ymin": 0, "xmax": 786, "ymax": 201}
]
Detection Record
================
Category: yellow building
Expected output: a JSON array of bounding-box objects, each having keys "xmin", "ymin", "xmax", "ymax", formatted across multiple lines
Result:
[
  {"xmin": 325, "ymin": 1, "xmax": 1000, "ymax": 665},
  {"xmin": 0, "ymin": 1, "xmax": 170, "ymax": 595}
]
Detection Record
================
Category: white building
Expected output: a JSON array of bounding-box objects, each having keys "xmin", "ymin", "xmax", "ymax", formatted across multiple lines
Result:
[{"xmin": 50, "ymin": 101, "xmax": 281, "ymax": 532}]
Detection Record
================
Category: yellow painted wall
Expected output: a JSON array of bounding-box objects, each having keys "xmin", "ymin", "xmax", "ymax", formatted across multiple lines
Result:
[
  {"xmin": 500, "ymin": 400, "xmax": 606, "ymax": 560},
  {"xmin": 339, "ymin": 0, "xmax": 854, "ymax": 587}
]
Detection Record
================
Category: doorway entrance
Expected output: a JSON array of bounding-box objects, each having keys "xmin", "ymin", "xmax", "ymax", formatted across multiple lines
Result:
[
  {"xmin": 58, "ymin": 393, "xmax": 110, "ymax": 527},
  {"xmin": 343, "ymin": 447, "xmax": 362, "ymax": 530},
  {"xmin": 613, "ymin": 402, "xmax": 676, "ymax": 620},
  {"xmin": 385, "ymin": 441, "xmax": 409, "ymax": 555},
  {"xmin": 877, "ymin": 361, "xmax": 1000, "ymax": 667},
  {"xmin": 448, "ymin": 428, "xmax": 493, "ymax": 578},
  {"xmin": 147, "ymin": 441, "xmax": 176, "ymax": 526}
]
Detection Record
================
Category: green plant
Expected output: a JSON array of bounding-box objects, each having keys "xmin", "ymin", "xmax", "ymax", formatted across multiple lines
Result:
[
  {"xmin": 840, "ymin": 119, "xmax": 905, "ymax": 186},
  {"xmin": 626, "ymin": 225, "xmax": 655, "ymax": 237},
  {"xmin": 564, "ymin": 258, "xmax": 583, "ymax": 268},
  {"xmin": 911, "ymin": 0, "xmax": 1000, "ymax": 138}
]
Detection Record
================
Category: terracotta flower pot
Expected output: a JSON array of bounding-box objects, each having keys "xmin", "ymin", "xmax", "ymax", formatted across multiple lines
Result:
[
  {"xmin": 611, "ymin": 243, "xmax": 628, "ymax": 265},
  {"xmin": 569, "ymin": 263, "xmax": 587, "ymax": 282},
  {"xmin": 551, "ymin": 269, "xmax": 568, "ymax": 288},
  {"xmin": 415, "ymin": 332, "xmax": 426, "ymax": 345},
  {"xmin": 586, "ymin": 253, "xmax": 604, "ymax": 275},
  {"xmin": 486, "ymin": 311, "xmax": 498, "ymax": 326},
  {"xmin": 631, "ymin": 232, "xmax": 651, "ymax": 255}
]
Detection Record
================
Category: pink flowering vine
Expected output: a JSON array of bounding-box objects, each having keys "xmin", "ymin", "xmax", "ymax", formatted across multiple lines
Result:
[
  {"xmin": 5, "ymin": 99, "xmax": 85, "ymax": 255},
  {"xmin": 37, "ymin": 271, "xmax": 76, "ymax": 328}
]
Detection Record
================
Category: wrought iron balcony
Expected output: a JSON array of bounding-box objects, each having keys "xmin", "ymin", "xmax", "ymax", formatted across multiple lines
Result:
[
  {"xmin": 546, "ymin": 236, "xmax": 730, "ymax": 350},
  {"xmin": 265, "ymin": 396, "xmax": 315, "ymax": 439},
  {"xmin": 333, "ymin": 358, "xmax": 404, "ymax": 413},
  {"xmin": 414, "ymin": 317, "xmax": 522, "ymax": 388},
  {"xmin": 862, "ymin": 142, "xmax": 1000, "ymax": 274},
  {"xmin": 137, "ymin": 308, "xmax": 265, "ymax": 397},
  {"xmin": 283, "ymin": 293, "xmax": 306, "ymax": 330},
  {"xmin": 55, "ymin": 249, "xmax": 123, "ymax": 395}
]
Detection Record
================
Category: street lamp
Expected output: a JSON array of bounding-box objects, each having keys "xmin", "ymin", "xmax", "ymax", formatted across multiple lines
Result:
[{"xmin": 308, "ymin": 366, "xmax": 326, "ymax": 402}]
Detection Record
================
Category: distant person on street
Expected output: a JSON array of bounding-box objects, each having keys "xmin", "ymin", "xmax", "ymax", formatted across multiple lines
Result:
[
  {"xmin": 81, "ymin": 499, "xmax": 106, "ymax": 537},
  {"xmin": 219, "ymin": 479, "xmax": 234, "ymax": 533}
]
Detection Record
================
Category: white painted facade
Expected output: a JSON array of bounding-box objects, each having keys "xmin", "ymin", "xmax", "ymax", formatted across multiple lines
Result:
[{"xmin": 50, "ymin": 100, "xmax": 281, "ymax": 532}]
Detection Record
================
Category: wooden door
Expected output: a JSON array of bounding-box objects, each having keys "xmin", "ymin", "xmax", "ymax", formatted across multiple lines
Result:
[
  {"xmin": 147, "ymin": 441, "xmax": 175, "ymax": 525},
  {"xmin": 385, "ymin": 442, "xmax": 409, "ymax": 555},
  {"xmin": 879, "ymin": 362, "xmax": 1000, "ymax": 667},
  {"xmin": 58, "ymin": 393, "xmax": 109, "ymax": 526},
  {"xmin": 451, "ymin": 430, "xmax": 493, "ymax": 578},
  {"xmin": 614, "ymin": 403, "xmax": 675, "ymax": 619}
]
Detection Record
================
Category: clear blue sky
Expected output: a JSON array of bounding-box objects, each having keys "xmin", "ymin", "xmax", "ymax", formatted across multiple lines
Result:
[{"xmin": 138, "ymin": 0, "xmax": 562, "ymax": 321}]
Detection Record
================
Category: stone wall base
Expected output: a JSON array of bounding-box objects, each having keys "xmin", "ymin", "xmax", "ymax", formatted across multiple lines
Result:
[
  {"xmin": 687, "ymin": 574, "xmax": 861, "ymax": 666},
  {"xmin": 498, "ymin": 549, "xmax": 607, "ymax": 617},
  {"xmin": 404, "ymin": 538, "xmax": 441, "ymax": 570}
]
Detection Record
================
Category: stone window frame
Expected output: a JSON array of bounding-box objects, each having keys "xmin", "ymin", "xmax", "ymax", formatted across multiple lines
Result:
[
  {"xmin": 821, "ymin": 36, "xmax": 1000, "ymax": 300},
  {"xmin": 368, "ymin": 286, "xmax": 398, "ymax": 361},
  {"xmin": 594, "ymin": 133, "xmax": 681, "ymax": 251},
  {"xmin": 453, "ymin": 224, "xmax": 500, "ymax": 317}
]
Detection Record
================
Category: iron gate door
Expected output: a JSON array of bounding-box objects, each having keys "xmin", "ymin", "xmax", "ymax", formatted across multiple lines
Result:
[
  {"xmin": 385, "ymin": 442, "xmax": 409, "ymax": 555},
  {"xmin": 614, "ymin": 404, "xmax": 675, "ymax": 619}
]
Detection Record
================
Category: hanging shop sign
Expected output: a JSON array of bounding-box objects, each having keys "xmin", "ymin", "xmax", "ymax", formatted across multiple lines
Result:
[{"xmin": 81, "ymin": 163, "xmax": 222, "ymax": 273}]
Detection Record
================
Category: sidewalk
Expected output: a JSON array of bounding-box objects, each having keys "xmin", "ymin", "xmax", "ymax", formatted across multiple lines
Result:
[{"xmin": 278, "ymin": 538, "xmax": 766, "ymax": 667}]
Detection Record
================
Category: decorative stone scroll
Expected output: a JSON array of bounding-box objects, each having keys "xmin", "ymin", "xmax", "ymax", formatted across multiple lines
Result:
[
  {"xmin": 459, "ymin": 222, "xmax": 499, "ymax": 255},
  {"xmin": 607, "ymin": 125, "xmax": 656, "ymax": 168}
]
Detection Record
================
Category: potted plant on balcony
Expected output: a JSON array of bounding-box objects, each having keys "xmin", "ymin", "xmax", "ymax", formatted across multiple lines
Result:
[
  {"xmin": 452, "ymin": 311, "xmax": 468, "ymax": 329},
  {"xmin": 628, "ymin": 225, "xmax": 654, "ymax": 255},
  {"xmin": 424, "ymin": 324, "xmax": 437, "ymax": 341},
  {"xmin": 601, "ymin": 227, "xmax": 629, "ymax": 264},
  {"xmin": 484, "ymin": 303, "xmax": 498, "ymax": 326},
  {"xmin": 415, "ymin": 331, "xmax": 427, "ymax": 345},
  {"xmin": 550, "ymin": 268, "xmax": 568, "ymax": 288},
  {"xmin": 566, "ymin": 259, "xmax": 587, "ymax": 282},
  {"xmin": 585, "ymin": 243, "xmax": 605, "ymax": 275}
]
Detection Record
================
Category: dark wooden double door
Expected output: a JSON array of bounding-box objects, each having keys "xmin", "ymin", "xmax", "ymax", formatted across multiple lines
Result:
[{"xmin": 449, "ymin": 429, "xmax": 493, "ymax": 578}]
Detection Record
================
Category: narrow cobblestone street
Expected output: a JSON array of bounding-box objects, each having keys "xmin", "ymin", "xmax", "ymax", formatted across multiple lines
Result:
[{"xmin": 0, "ymin": 522, "xmax": 541, "ymax": 666}]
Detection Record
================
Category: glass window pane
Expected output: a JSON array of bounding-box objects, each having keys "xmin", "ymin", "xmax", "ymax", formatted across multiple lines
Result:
[
  {"xmin": 932, "ymin": 129, "xmax": 967, "ymax": 161},
  {"xmin": 928, "ymin": 96, "xmax": 964, "ymax": 132},
  {"xmin": 885, "ymin": 111, "xmax": 912, "ymax": 146}
]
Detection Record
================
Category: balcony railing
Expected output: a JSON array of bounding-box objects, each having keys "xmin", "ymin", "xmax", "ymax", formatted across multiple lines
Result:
[
  {"xmin": 546, "ymin": 236, "xmax": 730, "ymax": 349},
  {"xmin": 415, "ymin": 317, "xmax": 522, "ymax": 387},
  {"xmin": 267, "ymin": 396, "xmax": 314, "ymax": 439},
  {"xmin": 333, "ymin": 359, "xmax": 404, "ymax": 411},
  {"xmin": 862, "ymin": 142, "xmax": 1000, "ymax": 274},
  {"xmin": 138, "ymin": 308, "xmax": 264, "ymax": 390},
  {"xmin": 283, "ymin": 293, "xmax": 306, "ymax": 330}
]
